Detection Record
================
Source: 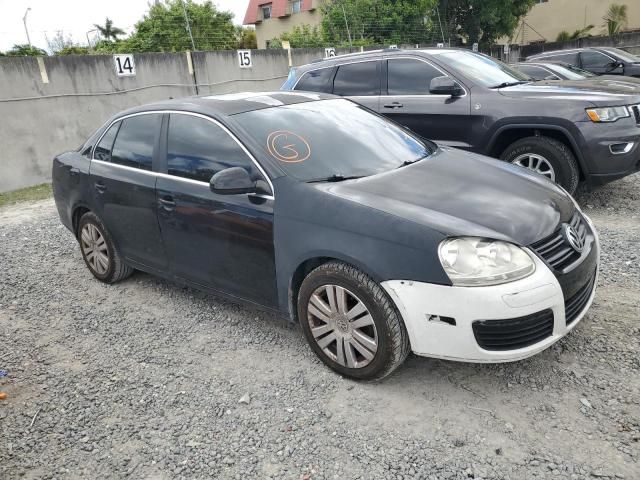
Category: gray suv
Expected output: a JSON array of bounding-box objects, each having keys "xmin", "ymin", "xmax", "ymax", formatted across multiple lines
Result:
[{"xmin": 282, "ymin": 48, "xmax": 640, "ymax": 193}]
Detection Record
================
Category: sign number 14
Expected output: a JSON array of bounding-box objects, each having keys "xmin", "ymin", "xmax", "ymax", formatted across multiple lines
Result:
[{"xmin": 114, "ymin": 54, "xmax": 136, "ymax": 77}]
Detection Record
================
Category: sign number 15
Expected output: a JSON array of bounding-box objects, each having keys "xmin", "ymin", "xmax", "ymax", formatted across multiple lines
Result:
[{"xmin": 238, "ymin": 50, "xmax": 252, "ymax": 68}]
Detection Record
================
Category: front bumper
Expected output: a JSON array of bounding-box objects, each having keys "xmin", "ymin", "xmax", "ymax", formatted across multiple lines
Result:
[{"xmin": 382, "ymin": 231, "xmax": 600, "ymax": 363}]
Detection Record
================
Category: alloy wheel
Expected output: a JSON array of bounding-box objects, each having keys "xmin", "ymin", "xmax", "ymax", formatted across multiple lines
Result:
[
  {"xmin": 511, "ymin": 153, "xmax": 556, "ymax": 182},
  {"xmin": 307, "ymin": 284, "xmax": 378, "ymax": 369},
  {"xmin": 80, "ymin": 223, "xmax": 110, "ymax": 275}
]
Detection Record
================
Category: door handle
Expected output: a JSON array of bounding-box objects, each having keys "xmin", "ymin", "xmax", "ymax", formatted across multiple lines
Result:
[
  {"xmin": 383, "ymin": 102, "xmax": 404, "ymax": 109},
  {"xmin": 159, "ymin": 196, "xmax": 176, "ymax": 210},
  {"xmin": 70, "ymin": 167, "xmax": 80, "ymax": 176},
  {"xmin": 94, "ymin": 181, "xmax": 106, "ymax": 193}
]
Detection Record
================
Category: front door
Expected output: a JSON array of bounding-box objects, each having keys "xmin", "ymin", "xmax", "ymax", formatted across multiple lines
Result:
[
  {"xmin": 580, "ymin": 51, "xmax": 623, "ymax": 75},
  {"xmin": 89, "ymin": 113, "xmax": 168, "ymax": 271},
  {"xmin": 379, "ymin": 57, "xmax": 473, "ymax": 149},
  {"xmin": 155, "ymin": 113, "xmax": 277, "ymax": 307}
]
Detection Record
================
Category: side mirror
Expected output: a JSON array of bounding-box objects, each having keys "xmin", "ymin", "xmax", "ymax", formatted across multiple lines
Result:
[
  {"xmin": 606, "ymin": 61, "xmax": 623, "ymax": 72},
  {"xmin": 210, "ymin": 167, "xmax": 256, "ymax": 195},
  {"xmin": 544, "ymin": 75, "xmax": 560, "ymax": 80},
  {"xmin": 429, "ymin": 76, "xmax": 464, "ymax": 96}
]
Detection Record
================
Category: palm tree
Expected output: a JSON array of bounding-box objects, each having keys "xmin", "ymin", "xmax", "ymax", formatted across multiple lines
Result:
[
  {"xmin": 94, "ymin": 17, "xmax": 126, "ymax": 41},
  {"xmin": 603, "ymin": 4, "xmax": 628, "ymax": 38}
]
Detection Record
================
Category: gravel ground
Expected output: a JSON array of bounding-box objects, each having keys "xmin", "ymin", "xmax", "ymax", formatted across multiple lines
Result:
[{"xmin": 1, "ymin": 175, "xmax": 639, "ymax": 480}]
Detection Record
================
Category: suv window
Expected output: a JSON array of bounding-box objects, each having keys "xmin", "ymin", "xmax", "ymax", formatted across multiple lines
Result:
[
  {"xmin": 387, "ymin": 59, "xmax": 443, "ymax": 95},
  {"xmin": 295, "ymin": 67, "xmax": 336, "ymax": 93},
  {"xmin": 167, "ymin": 114, "xmax": 256, "ymax": 183},
  {"xmin": 543, "ymin": 52, "xmax": 578, "ymax": 64},
  {"xmin": 333, "ymin": 61, "xmax": 379, "ymax": 96},
  {"xmin": 517, "ymin": 65, "xmax": 554, "ymax": 80},
  {"xmin": 93, "ymin": 122, "xmax": 120, "ymax": 161},
  {"xmin": 111, "ymin": 114, "xmax": 161, "ymax": 170},
  {"xmin": 581, "ymin": 51, "xmax": 612, "ymax": 68}
]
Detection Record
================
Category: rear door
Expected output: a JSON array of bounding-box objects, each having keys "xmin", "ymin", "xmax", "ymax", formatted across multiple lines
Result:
[
  {"xmin": 90, "ymin": 113, "xmax": 168, "ymax": 271},
  {"xmin": 155, "ymin": 112, "xmax": 277, "ymax": 307},
  {"xmin": 380, "ymin": 56, "xmax": 472, "ymax": 149},
  {"xmin": 331, "ymin": 60, "xmax": 382, "ymax": 111}
]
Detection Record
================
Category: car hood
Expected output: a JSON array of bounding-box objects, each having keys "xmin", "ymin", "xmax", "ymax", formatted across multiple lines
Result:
[
  {"xmin": 498, "ymin": 79, "xmax": 640, "ymax": 106},
  {"xmin": 317, "ymin": 147, "xmax": 574, "ymax": 246}
]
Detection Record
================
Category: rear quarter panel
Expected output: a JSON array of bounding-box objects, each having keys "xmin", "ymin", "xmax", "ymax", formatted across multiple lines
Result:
[{"xmin": 52, "ymin": 151, "xmax": 92, "ymax": 234}]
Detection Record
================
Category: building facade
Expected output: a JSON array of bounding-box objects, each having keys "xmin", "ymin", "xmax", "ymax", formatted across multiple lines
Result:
[
  {"xmin": 243, "ymin": 0, "xmax": 323, "ymax": 49},
  {"xmin": 514, "ymin": 0, "xmax": 640, "ymax": 44}
]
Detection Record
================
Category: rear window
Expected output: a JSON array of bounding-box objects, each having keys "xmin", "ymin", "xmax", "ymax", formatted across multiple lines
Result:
[
  {"xmin": 110, "ymin": 114, "xmax": 161, "ymax": 170},
  {"xmin": 294, "ymin": 67, "xmax": 336, "ymax": 93}
]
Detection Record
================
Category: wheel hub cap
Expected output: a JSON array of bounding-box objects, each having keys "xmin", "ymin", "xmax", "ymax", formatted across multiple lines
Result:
[
  {"xmin": 80, "ymin": 223, "xmax": 110, "ymax": 275},
  {"xmin": 307, "ymin": 284, "xmax": 378, "ymax": 369},
  {"xmin": 511, "ymin": 153, "xmax": 556, "ymax": 182}
]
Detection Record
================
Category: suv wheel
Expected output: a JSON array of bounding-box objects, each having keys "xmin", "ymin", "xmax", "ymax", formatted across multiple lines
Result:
[
  {"xmin": 500, "ymin": 136, "xmax": 580, "ymax": 194},
  {"xmin": 297, "ymin": 261, "xmax": 410, "ymax": 380},
  {"xmin": 78, "ymin": 212, "xmax": 134, "ymax": 283}
]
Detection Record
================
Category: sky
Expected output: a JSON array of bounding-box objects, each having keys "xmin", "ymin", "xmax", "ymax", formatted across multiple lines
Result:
[{"xmin": 0, "ymin": 0, "xmax": 249, "ymax": 52}]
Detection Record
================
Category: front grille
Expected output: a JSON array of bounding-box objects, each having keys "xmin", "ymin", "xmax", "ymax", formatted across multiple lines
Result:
[
  {"xmin": 630, "ymin": 105, "xmax": 640, "ymax": 125},
  {"xmin": 473, "ymin": 309, "xmax": 554, "ymax": 351},
  {"xmin": 530, "ymin": 213, "xmax": 587, "ymax": 271},
  {"xmin": 565, "ymin": 271, "xmax": 596, "ymax": 325}
]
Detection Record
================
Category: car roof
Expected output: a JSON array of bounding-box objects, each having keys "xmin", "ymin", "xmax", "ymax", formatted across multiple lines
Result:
[
  {"xmin": 528, "ymin": 46, "xmax": 617, "ymax": 60},
  {"xmin": 118, "ymin": 91, "xmax": 337, "ymax": 119},
  {"xmin": 296, "ymin": 47, "xmax": 467, "ymax": 70}
]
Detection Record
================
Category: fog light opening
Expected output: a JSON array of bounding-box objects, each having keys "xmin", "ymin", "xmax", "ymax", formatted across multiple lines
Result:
[{"xmin": 427, "ymin": 314, "xmax": 457, "ymax": 326}]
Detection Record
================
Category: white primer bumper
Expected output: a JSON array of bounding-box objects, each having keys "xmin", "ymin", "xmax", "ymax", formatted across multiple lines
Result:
[{"xmin": 382, "ymin": 252, "xmax": 598, "ymax": 363}]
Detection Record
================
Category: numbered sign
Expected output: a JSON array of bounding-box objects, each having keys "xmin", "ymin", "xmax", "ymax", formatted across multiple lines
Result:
[
  {"xmin": 436, "ymin": 43, "xmax": 444, "ymax": 48},
  {"xmin": 388, "ymin": 44, "xmax": 398, "ymax": 50},
  {"xmin": 238, "ymin": 50, "xmax": 252, "ymax": 68},
  {"xmin": 503, "ymin": 44, "xmax": 510, "ymax": 55},
  {"xmin": 324, "ymin": 47, "xmax": 336, "ymax": 58},
  {"xmin": 472, "ymin": 42, "xmax": 479, "ymax": 52},
  {"xmin": 113, "ymin": 54, "xmax": 135, "ymax": 77}
]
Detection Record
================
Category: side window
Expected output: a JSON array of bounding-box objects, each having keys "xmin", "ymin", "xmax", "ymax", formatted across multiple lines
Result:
[
  {"xmin": 387, "ymin": 59, "xmax": 444, "ymax": 95},
  {"xmin": 550, "ymin": 53, "xmax": 579, "ymax": 65},
  {"xmin": 167, "ymin": 114, "xmax": 256, "ymax": 183},
  {"xmin": 333, "ymin": 61, "xmax": 379, "ymax": 96},
  {"xmin": 111, "ymin": 114, "xmax": 161, "ymax": 170},
  {"xmin": 93, "ymin": 122, "xmax": 120, "ymax": 162},
  {"xmin": 294, "ymin": 67, "xmax": 336, "ymax": 93},
  {"xmin": 581, "ymin": 51, "xmax": 611, "ymax": 69}
]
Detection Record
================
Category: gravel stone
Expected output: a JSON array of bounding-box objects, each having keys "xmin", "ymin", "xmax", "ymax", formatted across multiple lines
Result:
[{"xmin": 1, "ymin": 173, "xmax": 639, "ymax": 479}]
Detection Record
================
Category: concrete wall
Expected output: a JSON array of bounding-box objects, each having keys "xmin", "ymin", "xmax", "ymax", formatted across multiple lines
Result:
[{"xmin": 0, "ymin": 48, "xmax": 346, "ymax": 192}]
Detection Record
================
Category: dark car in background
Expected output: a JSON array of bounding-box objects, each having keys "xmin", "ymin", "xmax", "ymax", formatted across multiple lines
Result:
[
  {"xmin": 526, "ymin": 47, "xmax": 640, "ymax": 77},
  {"xmin": 512, "ymin": 61, "xmax": 596, "ymax": 80},
  {"xmin": 282, "ymin": 48, "xmax": 640, "ymax": 193},
  {"xmin": 52, "ymin": 92, "xmax": 599, "ymax": 380}
]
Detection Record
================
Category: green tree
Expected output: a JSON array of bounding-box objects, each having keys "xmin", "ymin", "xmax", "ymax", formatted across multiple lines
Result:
[
  {"xmin": 570, "ymin": 24, "xmax": 594, "ymax": 40},
  {"xmin": 236, "ymin": 27, "xmax": 258, "ymax": 49},
  {"xmin": 281, "ymin": 25, "xmax": 325, "ymax": 48},
  {"xmin": 125, "ymin": 0, "xmax": 237, "ymax": 52},
  {"xmin": 6, "ymin": 44, "xmax": 47, "ymax": 56},
  {"xmin": 438, "ymin": 0, "xmax": 536, "ymax": 46},
  {"xmin": 94, "ymin": 18, "xmax": 126, "ymax": 41},
  {"xmin": 57, "ymin": 46, "xmax": 91, "ymax": 55},
  {"xmin": 604, "ymin": 3, "xmax": 628, "ymax": 38},
  {"xmin": 556, "ymin": 31, "xmax": 571, "ymax": 42},
  {"xmin": 321, "ymin": 0, "xmax": 437, "ymax": 46}
]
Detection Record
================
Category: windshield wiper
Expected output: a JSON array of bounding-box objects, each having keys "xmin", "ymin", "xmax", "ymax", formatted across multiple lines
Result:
[
  {"xmin": 397, "ymin": 155, "xmax": 430, "ymax": 169},
  {"xmin": 489, "ymin": 80, "xmax": 530, "ymax": 89},
  {"xmin": 307, "ymin": 174, "xmax": 365, "ymax": 183}
]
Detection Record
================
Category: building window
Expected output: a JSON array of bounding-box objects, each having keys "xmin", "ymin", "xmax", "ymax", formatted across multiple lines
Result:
[
  {"xmin": 262, "ymin": 4, "xmax": 272, "ymax": 19},
  {"xmin": 292, "ymin": 0, "xmax": 302, "ymax": 13}
]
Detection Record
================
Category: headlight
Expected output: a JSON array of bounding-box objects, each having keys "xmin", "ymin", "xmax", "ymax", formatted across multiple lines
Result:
[
  {"xmin": 586, "ymin": 106, "xmax": 630, "ymax": 123},
  {"xmin": 438, "ymin": 237, "xmax": 535, "ymax": 287}
]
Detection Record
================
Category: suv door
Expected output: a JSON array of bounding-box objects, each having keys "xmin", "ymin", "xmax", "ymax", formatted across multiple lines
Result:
[
  {"xmin": 90, "ymin": 113, "xmax": 168, "ymax": 271},
  {"xmin": 155, "ymin": 113, "xmax": 277, "ymax": 307},
  {"xmin": 580, "ymin": 51, "xmax": 622, "ymax": 75},
  {"xmin": 331, "ymin": 60, "xmax": 381, "ymax": 110},
  {"xmin": 380, "ymin": 57, "xmax": 472, "ymax": 148}
]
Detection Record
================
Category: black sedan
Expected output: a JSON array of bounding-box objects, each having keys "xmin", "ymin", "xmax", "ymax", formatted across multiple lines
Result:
[
  {"xmin": 527, "ymin": 47, "xmax": 640, "ymax": 77},
  {"xmin": 52, "ymin": 92, "xmax": 600, "ymax": 380},
  {"xmin": 512, "ymin": 61, "xmax": 596, "ymax": 81}
]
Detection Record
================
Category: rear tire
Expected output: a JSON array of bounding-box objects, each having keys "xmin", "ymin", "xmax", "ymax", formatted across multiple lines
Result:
[
  {"xmin": 77, "ymin": 212, "xmax": 134, "ymax": 284},
  {"xmin": 500, "ymin": 136, "xmax": 580, "ymax": 194},
  {"xmin": 297, "ymin": 261, "xmax": 410, "ymax": 381}
]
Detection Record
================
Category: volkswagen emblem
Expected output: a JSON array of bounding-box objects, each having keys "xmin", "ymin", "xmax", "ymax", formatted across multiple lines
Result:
[{"xmin": 562, "ymin": 224, "xmax": 584, "ymax": 253}]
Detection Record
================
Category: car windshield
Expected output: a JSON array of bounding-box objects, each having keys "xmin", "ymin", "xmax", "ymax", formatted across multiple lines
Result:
[
  {"xmin": 549, "ymin": 64, "xmax": 594, "ymax": 79},
  {"xmin": 429, "ymin": 50, "xmax": 531, "ymax": 87},
  {"xmin": 233, "ymin": 99, "xmax": 435, "ymax": 182},
  {"xmin": 602, "ymin": 48, "xmax": 640, "ymax": 63}
]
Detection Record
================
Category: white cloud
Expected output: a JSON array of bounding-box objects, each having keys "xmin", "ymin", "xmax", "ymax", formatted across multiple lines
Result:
[{"xmin": 0, "ymin": 0, "xmax": 250, "ymax": 52}]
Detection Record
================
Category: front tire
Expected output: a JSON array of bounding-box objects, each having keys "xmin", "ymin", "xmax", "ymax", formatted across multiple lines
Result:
[
  {"xmin": 500, "ymin": 136, "xmax": 580, "ymax": 194},
  {"xmin": 77, "ymin": 212, "xmax": 134, "ymax": 284},
  {"xmin": 297, "ymin": 261, "xmax": 410, "ymax": 380}
]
